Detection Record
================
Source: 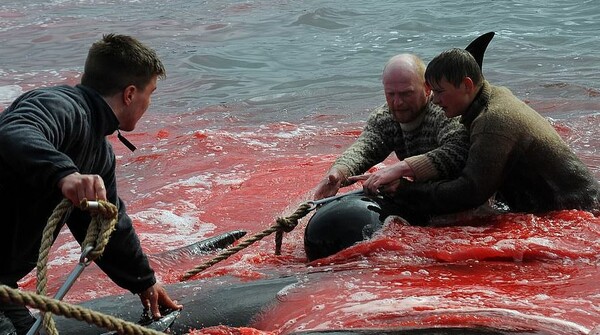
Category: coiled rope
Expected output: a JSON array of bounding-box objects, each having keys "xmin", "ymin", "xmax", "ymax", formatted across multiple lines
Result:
[
  {"xmin": 35, "ymin": 198, "xmax": 118, "ymax": 335},
  {"xmin": 179, "ymin": 202, "xmax": 313, "ymax": 281}
]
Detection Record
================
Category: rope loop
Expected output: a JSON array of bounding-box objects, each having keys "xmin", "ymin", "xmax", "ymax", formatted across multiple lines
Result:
[
  {"xmin": 79, "ymin": 199, "xmax": 118, "ymax": 261},
  {"xmin": 276, "ymin": 202, "xmax": 312, "ymax": 232},
  {"xmin": 35, "ymin": 198, "xmax": 119, "ymax": 335}
]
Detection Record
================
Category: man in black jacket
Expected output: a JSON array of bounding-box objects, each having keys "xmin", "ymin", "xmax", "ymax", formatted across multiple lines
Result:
[{"xmin": 0, "ymin": 34, "xmax": 182, "ymax": 334}]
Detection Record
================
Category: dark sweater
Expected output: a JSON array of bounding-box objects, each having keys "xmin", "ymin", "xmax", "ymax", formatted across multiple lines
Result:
[
  {"xmin": 333, "ymin": 101, "xmax": 469, "ymax": 181},
  {"xmin": 394, "ymin": 81, "xmax": 600, "ymax": 215},
  {"xmin": 0, "ymin": 85, "xmax": 155, "ymax": 293}
]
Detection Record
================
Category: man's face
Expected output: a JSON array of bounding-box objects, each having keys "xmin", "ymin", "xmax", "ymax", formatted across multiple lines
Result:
[
  {"xmin": 383, "ymin": 72, "xmax": 430, "ymax": 123},
  {"xmin": 429, "ymin": 77, "xmax": 472, "ymax": 118},
  {"xmin": 120, "ymin": 75, "xmax": 158, "ymax": 131}
]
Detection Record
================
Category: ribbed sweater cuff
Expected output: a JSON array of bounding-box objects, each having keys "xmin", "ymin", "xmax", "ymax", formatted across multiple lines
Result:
[{"xmin": 404, "ymin": 155, "xmax": 438, "ymax": 181}]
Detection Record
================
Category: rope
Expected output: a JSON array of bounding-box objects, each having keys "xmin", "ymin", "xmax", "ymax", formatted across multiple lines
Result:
[
  {"xmin": 36, "ymin": 198, "xmax": 118, "ymax": 335},
  {"xmin": 179, "ymin": 202, "xmax": 312, "ymax": 281},
  {"xmin": 79, "ymin": 199, "xmax": 119, "ymax": 259},
  {"xmin": 0, "ymin": 285, "xmax": 166, "ymax": 335}
]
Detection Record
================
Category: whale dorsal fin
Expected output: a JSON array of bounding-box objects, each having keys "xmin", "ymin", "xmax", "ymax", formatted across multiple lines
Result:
[{"xmin": 465, "ymin": 31, "xmax": 495, "ymax": 69}]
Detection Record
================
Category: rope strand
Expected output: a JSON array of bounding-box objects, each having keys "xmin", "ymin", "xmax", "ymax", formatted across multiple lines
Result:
[
  {"xmin": 179, "ymin": 202, "xmax": 312, "ymax": 281},
  {"xmin": 0, "ymin": 285, "xmax": 166, "ymax": 335},
  {"xmin": 35, "ymin": 198, "xmax": 118, "ymax": 335}
]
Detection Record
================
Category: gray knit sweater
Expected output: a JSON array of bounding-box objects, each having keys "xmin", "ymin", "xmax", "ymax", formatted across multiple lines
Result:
[{"xmin": 332, "ymin": 100, "xmax": 469, "ymax": 182}]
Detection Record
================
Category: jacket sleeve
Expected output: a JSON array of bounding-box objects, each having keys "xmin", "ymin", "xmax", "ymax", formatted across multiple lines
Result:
[
  {"xmin": 68, "ymin": 198, "xmax": 156, "ymax": 294},
  {"xmin": 394, "ymin": 125, "xmax": 516, "ymax": 215},
  {"xmin": 332, "ymin": 105, "xmax": 397, "ymax": 178},
  {"xmin": 67, "ymin": 150, "xmax": 156, "ymax": 294},
  {"xmin": 405, "ymin": 110, "xmax": 470, "ymax": 181}
]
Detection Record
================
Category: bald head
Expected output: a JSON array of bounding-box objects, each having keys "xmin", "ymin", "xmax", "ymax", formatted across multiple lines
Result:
[
  {"xmin": 381, "ymin": 54, "xmax": 430, "ymax": 123},
  {"xmin": 382, "ymin": 54, "xmax": 426, "ymax": 85}
]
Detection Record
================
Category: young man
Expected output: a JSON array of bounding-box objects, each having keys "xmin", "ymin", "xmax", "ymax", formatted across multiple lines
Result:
[
  {"xmin": 391, "ymin": 46, "xmax": 600, "ymax": 217},
  {"xmin": 313, "ymin": 53, "xmax": 469, "ymax": 200},
  {"xmin": 0, "ymin": 34, "xmax": 182, "ymax": 334}
]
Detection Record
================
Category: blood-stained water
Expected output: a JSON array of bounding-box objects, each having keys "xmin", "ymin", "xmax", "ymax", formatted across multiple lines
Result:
[{"xmin": 1, "ymin": 0, "xmax": 600, "ymax": 334}]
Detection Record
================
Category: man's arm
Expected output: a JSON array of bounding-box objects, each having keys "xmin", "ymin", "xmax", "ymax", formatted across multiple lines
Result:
[
  {"xmin": 0, "ymin": 91, "xmax": 84, "ymax": 190},
  {"xmin": 394, "ymin": 129, "xmax": 515, "ymax": 215},
  {"xmin": 314, "ymin": 105, "xmax": 397, "ymax": 199},
  {"xmin": 404, "ymin": 108, "xmax": 470, "ymax": 181}
]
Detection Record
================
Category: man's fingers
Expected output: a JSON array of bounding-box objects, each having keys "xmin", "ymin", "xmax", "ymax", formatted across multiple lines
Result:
[
  {"xmin": 143, "ymin": 291, "xmax": 161, "ymax": 319},
  {"xmin": 151, "ymin": 303, "xmax": 161, "ymax": 319},
  {"xmin": 347, "ymin": 174, "xmax": 369, "ymax": 182},
  {"xmin": 93, "ymin": 175, "xmax": 107, "ymax": 200}
]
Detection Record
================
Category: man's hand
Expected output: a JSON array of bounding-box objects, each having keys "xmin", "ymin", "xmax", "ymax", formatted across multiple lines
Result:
[
  {"xmin": 348, "ymin": 161, "xmax": 414, "ymax": 195},
  {"xmin": 313, "ymin": 168, "xmax": 347, "ymax": 200},
  {"xmin": 138, "ymin": 283, "xmax": 183, "ymax": 319},
  {"xmin": 58, "ymin": 172, "xmax": 107, "ymax": 205}
]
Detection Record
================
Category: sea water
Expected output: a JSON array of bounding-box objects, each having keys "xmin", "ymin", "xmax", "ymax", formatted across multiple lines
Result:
[{"xmin": 1, "ymin": 0, "xmax": 599, "ymax": 333}]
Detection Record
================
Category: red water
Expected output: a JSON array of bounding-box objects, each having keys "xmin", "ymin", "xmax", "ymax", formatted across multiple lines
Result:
[
  {"xmin": 10, "ymin": 103, "xmax": 599, "ymax": 335},
  {"xmin": 2, "ymin": 1, "xmax": 599, "ymax": 333}
]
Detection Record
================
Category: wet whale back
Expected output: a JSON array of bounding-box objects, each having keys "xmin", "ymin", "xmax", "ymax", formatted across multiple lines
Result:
[{"xmin": 304, "ymin": 194, "xmax": 386, "ymax": 261}]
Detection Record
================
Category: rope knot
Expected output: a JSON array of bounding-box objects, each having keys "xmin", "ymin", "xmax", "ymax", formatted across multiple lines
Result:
[
  {"xmin": 80, "ymin": 199, "xmax": 118, "ymax": 219},
  {"xmin": 275, "ymin": 202, "xmax": 313, "ymax": 233},
  {"xmin": 276, "ymin": 216, "xmax": 298, "ymax": 233}
]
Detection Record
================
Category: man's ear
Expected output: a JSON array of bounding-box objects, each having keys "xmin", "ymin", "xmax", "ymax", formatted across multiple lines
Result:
[
  {"xmin": 462, "ymin": 77, "xmax": 475, "ymax": 92},
  {"xmin": 424, "ymin": 82, "xmax": 432, "ymax": 96},
  {"xmin": 122, "ymin": 85, "xmax": 136, "ymax": 106}
]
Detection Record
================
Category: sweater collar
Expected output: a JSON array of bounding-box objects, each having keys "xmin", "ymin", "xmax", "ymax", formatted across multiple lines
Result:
[
  {"xmin": 460, "ymin": 80, "xmax": 491, "ymax": 128},
  {"xmin": 393, "ymin": 97, "xmax": 433, "ymax": 132},
  {"xmin": 398, "ymin": 106, "xmax": 427, "ymax": 132}
]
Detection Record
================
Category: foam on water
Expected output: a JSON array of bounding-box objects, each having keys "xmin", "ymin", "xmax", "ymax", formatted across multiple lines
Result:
[{"xmin": 0, "ymin": 84, "xmax": 22, "ymax": 106}]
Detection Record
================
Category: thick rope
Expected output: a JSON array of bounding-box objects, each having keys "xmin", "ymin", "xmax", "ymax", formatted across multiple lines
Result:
[
  {"xmin": 36, "ymin": 198, "xmax": 118, "ymax": 335},
  {"xmin": 0, "ymin": 284, "xmax": 166, "ymax": 335},
  {"xmin": 79, "ymin": 199, "xmax": 119, "ymax": 260},
  {"xmin": 179, "ymin": 202, "xmax": 312, "ymax": 281}
]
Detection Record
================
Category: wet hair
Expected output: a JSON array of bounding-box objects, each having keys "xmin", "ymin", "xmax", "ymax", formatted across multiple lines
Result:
[
  {"xmin": 81, "ymin": 34, "xmax": 166, "ymax": 96},
  {"xmin": 425, "ymin": 48, "xmax": 483, "ymax": 88}
]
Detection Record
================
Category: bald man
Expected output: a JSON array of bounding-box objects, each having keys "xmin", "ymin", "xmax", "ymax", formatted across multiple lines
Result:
[{"xmin": 314, "ymin": 54, "xmax": 469, "ymax": 200}]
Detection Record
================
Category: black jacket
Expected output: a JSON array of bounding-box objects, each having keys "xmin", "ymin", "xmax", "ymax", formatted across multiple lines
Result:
[{"xmin": 0, "ymin": 85, "xmax": 155, "ymax": 293}]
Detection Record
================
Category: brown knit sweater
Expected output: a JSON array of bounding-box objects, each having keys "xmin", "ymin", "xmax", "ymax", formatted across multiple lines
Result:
[
  {"xmin": 394, "ymin": 81, "xmax": 600, "ymax": 215},
  {"xmin": 332, "ymin": 100, "xmax": 469, "ymax": 182}
]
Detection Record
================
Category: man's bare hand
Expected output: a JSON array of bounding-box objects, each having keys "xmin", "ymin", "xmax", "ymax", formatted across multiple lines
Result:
[
  {"xmin": 314, "ymin": 168, "xmax": 347, "ymax": 200},
  {"xmin": 58, "ymin": 172, "xmax": 107, "ymax": 205}
]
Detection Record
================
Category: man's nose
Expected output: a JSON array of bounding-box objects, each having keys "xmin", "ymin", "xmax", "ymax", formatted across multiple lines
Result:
[{"xmin": 393, "ymin": 94, "xmax": 404, "ymax": 106}]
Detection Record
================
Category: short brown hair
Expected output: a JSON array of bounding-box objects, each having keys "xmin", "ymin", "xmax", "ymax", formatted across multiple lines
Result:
[
  {"xmin": 425, "ymin": 48, "xmax": 483, "ymax": 88},
  {"xmin": 81, "ymin": 34, "xmax": 166, "ymax": 96}
]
